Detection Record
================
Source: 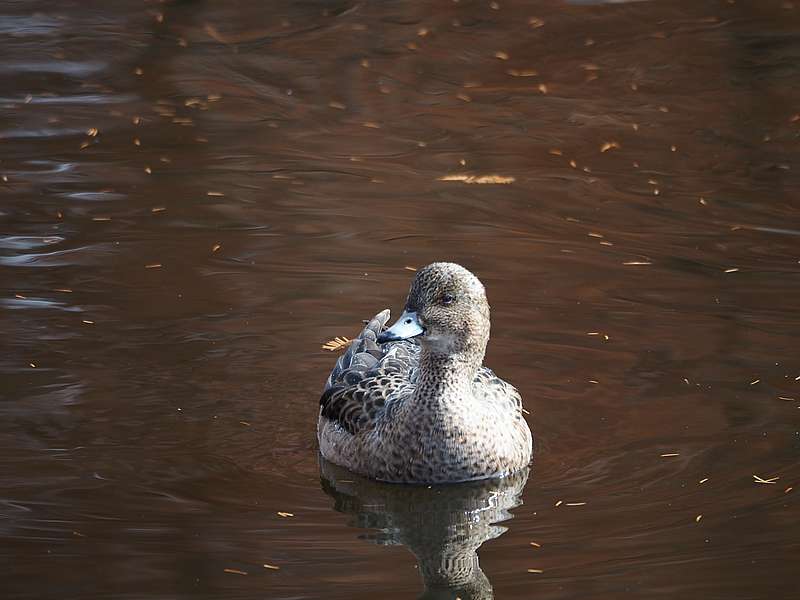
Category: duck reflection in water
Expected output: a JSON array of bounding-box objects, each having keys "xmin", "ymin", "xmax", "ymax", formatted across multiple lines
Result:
[{"xmin": 320, "ymin": 458, "xmax": 530, "ymax": 600}]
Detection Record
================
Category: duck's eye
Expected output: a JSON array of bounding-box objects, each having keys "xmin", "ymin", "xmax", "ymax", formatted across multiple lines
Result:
[{"xmin": 441, "ymin": 293, "xmax": 456, "ymax": 306}]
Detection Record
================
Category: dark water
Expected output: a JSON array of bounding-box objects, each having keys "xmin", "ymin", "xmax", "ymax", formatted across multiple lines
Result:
[{"xmin": 2, "ymin": 0, "xmax": 799, "ymax": 598}]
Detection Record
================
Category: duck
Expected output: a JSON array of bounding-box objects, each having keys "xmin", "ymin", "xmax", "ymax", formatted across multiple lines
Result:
[{"xmin": 318, "ymin": 262, "xmax": 533, "ymax": 484}]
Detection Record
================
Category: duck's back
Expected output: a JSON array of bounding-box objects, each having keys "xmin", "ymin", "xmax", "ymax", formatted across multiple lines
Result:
[{"xmin": 320, "ymin": 309, "xmax": 417, "ymax": 434}]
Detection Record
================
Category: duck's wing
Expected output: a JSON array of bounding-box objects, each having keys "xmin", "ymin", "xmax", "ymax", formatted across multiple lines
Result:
[
  {"xmin": 320, "ymin": 309, "xmax": 418, "ymax": 435},
  {"xmin": 474, "ymin": 366, "xmax": 525, "ymax": 414}
]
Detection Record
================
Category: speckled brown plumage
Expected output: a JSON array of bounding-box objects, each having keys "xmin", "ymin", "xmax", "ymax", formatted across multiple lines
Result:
[{"xmin": 318, "ymin": 262, "xmax": 533, "ymax": 483}]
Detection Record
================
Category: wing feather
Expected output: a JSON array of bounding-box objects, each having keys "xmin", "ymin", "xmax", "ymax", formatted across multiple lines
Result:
[
  {"xmin": 474, "ymin": 366, "xmax": 525, "ymax": 414},
  {"xmin": 320, "ymin": 310, "xmax": 418, "ymax": 435}
]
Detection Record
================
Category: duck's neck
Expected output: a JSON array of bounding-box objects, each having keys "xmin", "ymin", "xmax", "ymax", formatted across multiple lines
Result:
[{"xmin": 413, "ymin": 344, "xmax": 486, "ymax": 407}]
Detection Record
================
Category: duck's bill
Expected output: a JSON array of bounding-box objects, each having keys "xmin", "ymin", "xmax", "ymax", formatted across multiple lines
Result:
[{"xmin": 377, "ymin": 310, "xmax": 424, "ymax": 343}]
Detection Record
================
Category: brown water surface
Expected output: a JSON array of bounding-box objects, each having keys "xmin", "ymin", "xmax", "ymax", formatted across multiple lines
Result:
[{"xmin": 2, "ymin": 1, "xmax": 799, "ymax": 598}]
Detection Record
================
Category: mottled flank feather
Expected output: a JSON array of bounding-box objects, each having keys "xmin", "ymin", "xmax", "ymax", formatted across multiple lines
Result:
[{"xmin": 472, "ymin": 366, "xmax": 525, "ymax": 414}]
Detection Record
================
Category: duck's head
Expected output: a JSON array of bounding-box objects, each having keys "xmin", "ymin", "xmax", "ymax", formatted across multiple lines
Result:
[{"xmin": 377, "ymin": 262, "xmax": 490, "ymax": 356}]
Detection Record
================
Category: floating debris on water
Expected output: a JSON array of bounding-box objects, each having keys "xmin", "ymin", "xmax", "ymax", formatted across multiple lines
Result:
[
  {"xmin": 507, "ymin": 68, "xmax": 538, "ymax": 77},
  {"xmin": 322, "ymin": 337, "xmax": 351, "ymax": 351},
  {"xmin": 438, "ymin": 174, "xmax": 515, "ymax": 184},
  {"xmin": 753, "ymin": 475, "xmax": 779, "ymax": 485}
]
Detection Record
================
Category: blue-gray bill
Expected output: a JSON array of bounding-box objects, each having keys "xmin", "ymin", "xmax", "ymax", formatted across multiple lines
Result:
[{"xmin": 377, "ymin": 311, "xmax": 424, "ymax": 343}]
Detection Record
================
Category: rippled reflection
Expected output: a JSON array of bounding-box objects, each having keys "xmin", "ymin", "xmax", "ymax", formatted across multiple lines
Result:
[{"xmin": 321, "ymin": 459, "xmax": 529, "ymax": 600}]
